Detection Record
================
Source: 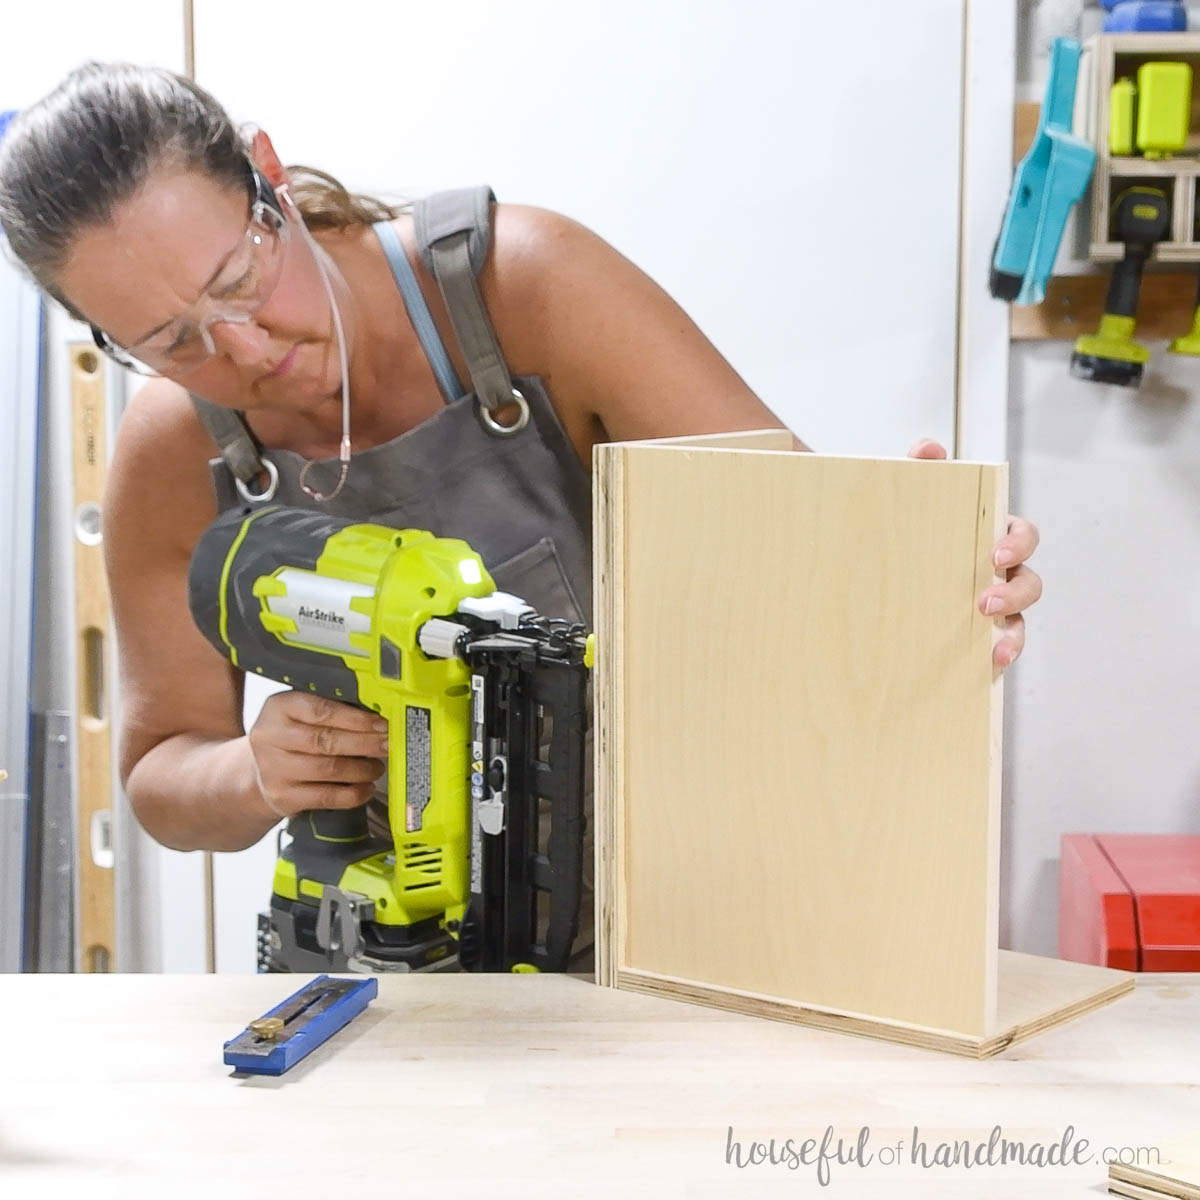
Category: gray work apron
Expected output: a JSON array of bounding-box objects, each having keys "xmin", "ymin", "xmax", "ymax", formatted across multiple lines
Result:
[{"xmin": 190, "ymin": 186, "xmax": 595, "ymax": 973}]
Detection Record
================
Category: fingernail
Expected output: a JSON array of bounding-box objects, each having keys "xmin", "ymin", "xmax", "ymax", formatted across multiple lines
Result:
[
  {"xmin": 995, "ymin": 549, "xmax": 1014, "ymax": 567},
  {"xmin": 379, "ymin": 739, "xmax": 389, "ymax": 754},
  {"xmin": 985, "ymin": 597, "xmax": 1004, "ymax": 615}
]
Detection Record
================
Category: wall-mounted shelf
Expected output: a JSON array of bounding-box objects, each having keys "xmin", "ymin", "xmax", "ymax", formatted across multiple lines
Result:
[
  {"xmin": 1010, "ymin": 272, "xmax": 1198, "ymax": 341},
  {"xmin": 1087, "ymin": 33, "xmax": 1200, "ymax": 264},
  {"xmin": 1009, "ymin": 36, "xmax": 1200, "ymax": 342}
]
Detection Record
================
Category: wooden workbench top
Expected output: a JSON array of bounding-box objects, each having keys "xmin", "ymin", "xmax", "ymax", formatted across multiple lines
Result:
[{"xmin": 3, "ymin": 971, "xmax": 1198, "ymax": 1197}]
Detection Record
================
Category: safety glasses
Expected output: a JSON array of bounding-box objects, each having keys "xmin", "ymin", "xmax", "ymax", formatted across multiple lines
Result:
[{"xmin": 91, "ymin": 162, "xmax": 290, "ymax": 376}]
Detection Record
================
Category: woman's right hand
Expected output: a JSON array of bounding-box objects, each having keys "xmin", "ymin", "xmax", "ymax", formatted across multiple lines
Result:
[{"xmin": 247, "ymin": 691, "xmax": 390, "ymax": 819}]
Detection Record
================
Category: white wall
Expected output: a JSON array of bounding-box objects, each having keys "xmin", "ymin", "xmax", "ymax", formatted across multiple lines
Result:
[
  {"xmin": 1004, "ymin": 344, "xmax": 1200, "ymax": 955},
  {"xmin": 0, "ymin": 6, "xmax": 183, "ymax": 105},
  {"xmin": 193, "ymin": 0, "xmax": 966, "ymax": 457},
  {"xmin": 1003, "ymin": 2, "xmax": 1200, "ymax": 955}
]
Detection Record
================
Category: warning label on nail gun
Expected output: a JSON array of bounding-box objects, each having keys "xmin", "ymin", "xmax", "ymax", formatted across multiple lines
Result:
[{"xmin": 405, "ymin": 706, "xmax": 432, "ymax": 832}]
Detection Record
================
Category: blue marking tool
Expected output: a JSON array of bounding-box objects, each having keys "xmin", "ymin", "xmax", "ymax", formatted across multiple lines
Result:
[
  {"xmin": 223, "ymin": 975, "xmax": 378, "ymax": 1076},
  {"xmin": 990, "ymin": 38, "xmax": 1096, "ymax": 307}
]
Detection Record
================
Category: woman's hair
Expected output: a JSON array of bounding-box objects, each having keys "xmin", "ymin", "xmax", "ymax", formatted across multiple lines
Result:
[{"xmin": 0, "ymin": 61, "xmax": 401, "ymax": 316}]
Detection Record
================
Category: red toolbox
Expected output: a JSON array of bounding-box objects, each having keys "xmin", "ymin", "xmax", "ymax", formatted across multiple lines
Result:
[{"xmin": 1060, "ymin": 834, "xmax": 1200, "ymax": 971}]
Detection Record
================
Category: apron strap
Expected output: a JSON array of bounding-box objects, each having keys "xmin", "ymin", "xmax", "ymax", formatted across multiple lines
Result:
[
  {"xmin": 412, "ymin": 185, "xmax": 519, "ymax": 416},
  {"xmin": 189, "ymin": 393, "xmax": 264, "ymax": 487}
]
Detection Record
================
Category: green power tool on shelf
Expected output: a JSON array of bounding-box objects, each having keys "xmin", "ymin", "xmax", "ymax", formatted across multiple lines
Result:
[
  {"xmin": 188, "ymin": 505, "xmax": 592, "ymax": 975},
  {"xmin": 1070, "ymin": 186, "xmax": 1171, "ymax": 388},
  {"xmin": 1170, "ymin": 275, "xmax": 1200, "ymax": 357}
]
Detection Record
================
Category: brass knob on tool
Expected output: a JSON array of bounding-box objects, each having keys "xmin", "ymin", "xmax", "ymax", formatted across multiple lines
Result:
[{"xmin": 248, "ymin": 1017, "xmax": 286, "ymax": 1041}]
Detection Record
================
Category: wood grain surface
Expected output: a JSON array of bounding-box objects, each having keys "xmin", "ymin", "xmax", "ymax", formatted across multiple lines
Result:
[
  {"xmin": 0, "ymin": 972, "xmax": 1193, "ymax": 1198},
  {"xmin": 69, "ymin": 343, "xmax": 115, "ymax": 972},
  {"xmin": 597, "ymin": 444, "xmax": 1008, "ymax": 1035}
]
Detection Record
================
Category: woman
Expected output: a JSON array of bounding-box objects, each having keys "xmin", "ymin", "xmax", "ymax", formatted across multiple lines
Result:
[{"xmin": 0, "ymin": 62, "xmax": 1041, "ymax": 860}]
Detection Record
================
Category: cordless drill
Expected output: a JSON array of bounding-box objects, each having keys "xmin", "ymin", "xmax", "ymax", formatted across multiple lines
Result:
[
  {"xmin": 188, "ymin": 505, "xmax": 591, "ymax": 974},
  {"xmin": 1070, "ymin": 186, "xmax": 1171, "ymax": 388}
]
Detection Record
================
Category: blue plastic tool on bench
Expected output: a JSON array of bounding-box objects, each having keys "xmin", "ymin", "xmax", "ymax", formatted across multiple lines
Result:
[
  {"xmin": 990, "ymin": 37, "xmax": 1097, "ymax": 306},
  {"xmin": 223, "ymin": 975, "xmax": 378, "ymax": 1076}
]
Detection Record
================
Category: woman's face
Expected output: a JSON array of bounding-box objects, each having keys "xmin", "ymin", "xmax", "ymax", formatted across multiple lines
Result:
[{"xmin": 57, "ymin": 166, "xmax": 345, "ymax": 410}]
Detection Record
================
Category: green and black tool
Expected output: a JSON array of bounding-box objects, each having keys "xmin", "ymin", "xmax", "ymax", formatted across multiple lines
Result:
[
  {"xmin": 1070, "ymin": 186, "xmax": 1171, "ymax": 388},
  {"xmin": 1169, "ymin": 273, "xmax": 1200, "ymax": 357},
  {"xmin": 188, "ymin": 506, "xmax": 591, "ymax": 976}
]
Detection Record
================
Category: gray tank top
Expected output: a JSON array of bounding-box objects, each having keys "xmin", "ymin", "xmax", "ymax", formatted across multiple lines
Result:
[{"xmin": 190, "ymin": 186, "xmax": 593, "ymax": 627}]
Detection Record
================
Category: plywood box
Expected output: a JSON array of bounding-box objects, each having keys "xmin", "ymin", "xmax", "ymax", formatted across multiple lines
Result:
[{"xmin": 592, "ymin": 431, "xmax": 1132, "ymax": 1057}]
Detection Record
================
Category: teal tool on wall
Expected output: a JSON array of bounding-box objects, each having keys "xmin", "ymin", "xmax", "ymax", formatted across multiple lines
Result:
[{"xmin": 990, "ymin": 38, "xmax": 1097, "ymax": 306}]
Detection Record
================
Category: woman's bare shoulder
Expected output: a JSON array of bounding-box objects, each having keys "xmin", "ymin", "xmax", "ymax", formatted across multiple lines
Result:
[
  {"xmin": 482, "ymin": 202, "xmax": 789, "ymax": 445},
  {"xmin": 106, "ymin": 377, "xmax": 224, "ymax": 554}
]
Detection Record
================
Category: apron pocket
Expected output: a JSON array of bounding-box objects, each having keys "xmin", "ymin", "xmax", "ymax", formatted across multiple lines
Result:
[{"xmin": 485, "ymin": 536, "xmax": 586, "ymax": 626}]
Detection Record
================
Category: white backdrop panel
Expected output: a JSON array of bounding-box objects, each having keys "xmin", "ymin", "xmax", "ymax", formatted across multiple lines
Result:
[
  {"xmin": 194, "ymin": 0, "xmax": 965, "ymax": 456},
  {"xmin": 1, "ymin": 5, "xmax": 184, "ymax": 107}
]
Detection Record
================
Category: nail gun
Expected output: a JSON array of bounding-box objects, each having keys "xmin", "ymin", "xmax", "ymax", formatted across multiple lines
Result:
[{"xmin": 187, "ymin": 505, "xmax": 592, "ymax": 975}]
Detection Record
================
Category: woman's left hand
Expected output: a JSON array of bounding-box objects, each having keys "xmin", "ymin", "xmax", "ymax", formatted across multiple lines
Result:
[{"xmin": 909, "ymin": 439, "xmax": 1042, "ymax": 672}]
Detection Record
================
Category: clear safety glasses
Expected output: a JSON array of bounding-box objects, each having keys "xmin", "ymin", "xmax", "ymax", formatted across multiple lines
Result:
[{"xmin": 91, "ymin": 164, "xmax": 290, "ymax": 376}]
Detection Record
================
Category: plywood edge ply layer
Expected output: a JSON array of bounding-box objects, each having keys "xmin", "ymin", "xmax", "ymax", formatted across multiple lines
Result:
[
  {"xmin": 616, "ymin": 953, "xmax": 1131, "ymax": 1058},
  {"xmin": 1110, "ymin": 1131, "xmax": 1200, "ymax": 1200}
]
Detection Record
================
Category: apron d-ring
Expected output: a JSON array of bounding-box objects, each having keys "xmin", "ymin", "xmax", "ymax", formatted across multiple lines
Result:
[
  {"xmin": 235, "ymin": 457, "xmax": 280, "ymax": 505},
  {"xmin": 476, "ymin": 387, "xmax": 530, "ymax": 437}
]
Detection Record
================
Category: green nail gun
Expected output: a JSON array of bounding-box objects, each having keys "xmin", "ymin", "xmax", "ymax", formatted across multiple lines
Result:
[{"xmin": 187, "ymin": 505, "xmax": 592, "ymax": 975}]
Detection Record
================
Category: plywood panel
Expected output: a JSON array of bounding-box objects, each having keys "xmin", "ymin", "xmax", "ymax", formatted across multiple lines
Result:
[
  {"xmin": 613, "ymin": 950, "xmax": 1131, "ymax": 1057},
  {"xmin": 630, "ymin": 429, "xmax": 794, "ymax": 451},
  {"xmin": 1111, "ymin": 1185, "xmax": 1185, "ymax": 1200},
  {"xmin": 1111, "ymin": 1134, "xmax": 1200, "ymax": 1200},
  {"xmin": 597, "ymin": 444, "xmax": 1008, "ymax": 1035}
]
